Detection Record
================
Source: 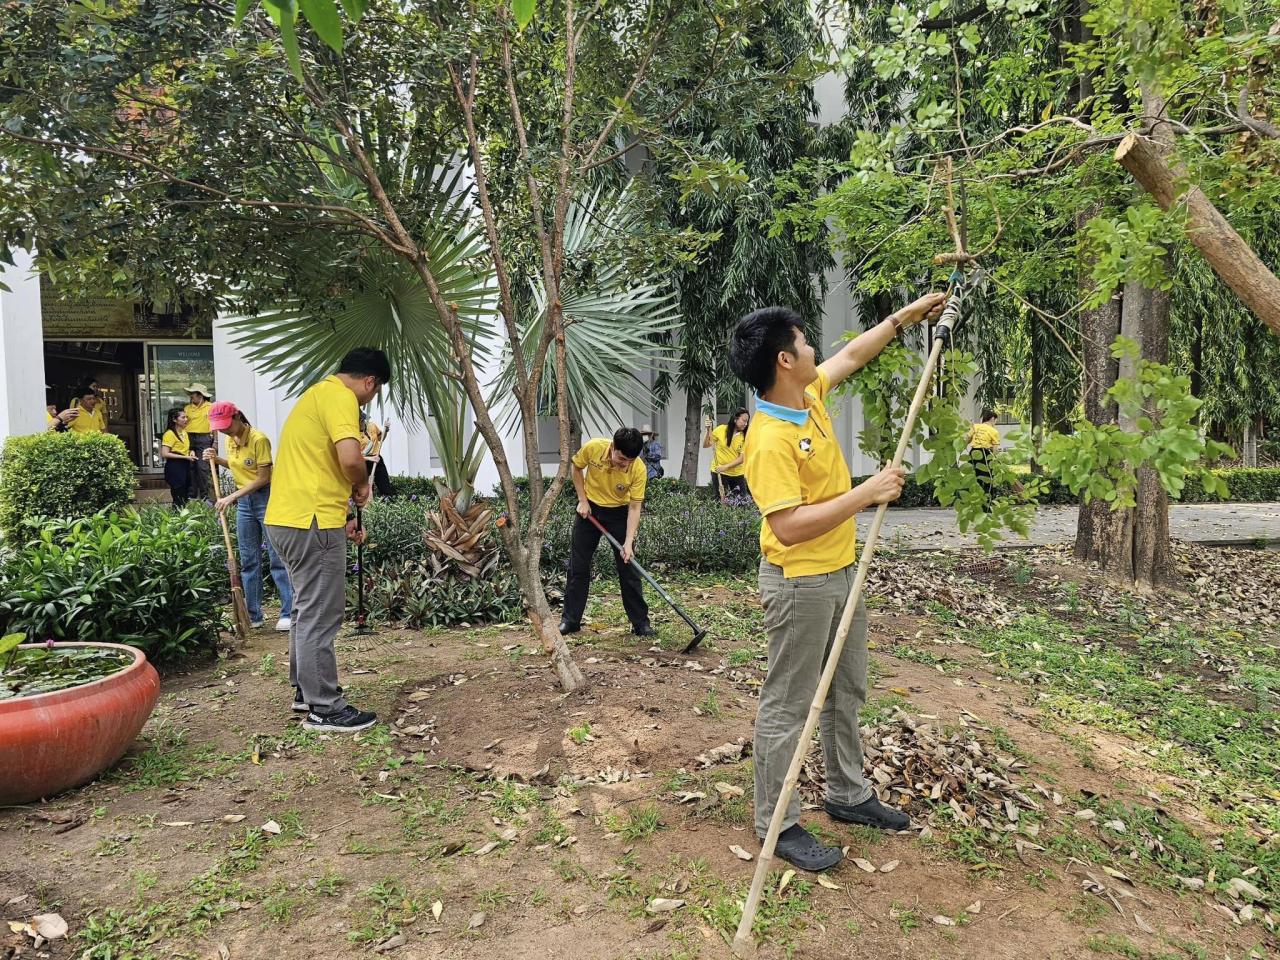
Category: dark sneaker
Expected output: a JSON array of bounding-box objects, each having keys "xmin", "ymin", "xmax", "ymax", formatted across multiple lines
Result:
[
  {"xmin": 825, "ymin": 795, "xmax": 910, "ymax": 831},
  {"xmin": 632, "ymin": 623, "xmax": 658, "ymax": 637},
  {"xmin": 772, "ymin": 824, "xmax": 843, "ymax": 872},
  {"xmin": 559, "ymin": 620, "xmax": 581, "ymax": 635},
  {"xmin": 303, "ymin": 705, "xmax": 377, "ymax": 733}
]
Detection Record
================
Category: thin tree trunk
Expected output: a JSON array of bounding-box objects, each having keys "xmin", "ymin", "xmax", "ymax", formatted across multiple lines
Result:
[
  {"xmin": 1120, "ymin": 273, "xmax": 1172, "ymax": 589},
  {"xmin": 1030, "ymin": 323, "xmax": 1044, "ymax": 474},
  {"xmin": 500, "ymin": 529, "xmax": 585, "ymax": 691},
  {"xmin": 680, "ymin": 389, "xmax": 702, "ymax": 486},
  {"xmin": 1074, "ymin": 289, "xmax": 1131, "ymax": 576}
]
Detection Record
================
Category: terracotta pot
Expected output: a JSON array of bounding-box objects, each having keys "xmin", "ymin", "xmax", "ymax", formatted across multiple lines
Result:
[{"xmin": 0, "ymin": 643, "xmax": 160, "ymax": 805}]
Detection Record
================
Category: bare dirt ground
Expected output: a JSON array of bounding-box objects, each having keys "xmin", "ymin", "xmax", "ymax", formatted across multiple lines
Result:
[{"xmin": 2, "ymin": 542, "xmax": 1277, "ymax": 960}]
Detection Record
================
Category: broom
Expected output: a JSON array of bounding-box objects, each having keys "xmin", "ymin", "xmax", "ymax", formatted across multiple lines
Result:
[{"xmin": 209, "ymin": 450, "xmax": 252, "ymax": 643}]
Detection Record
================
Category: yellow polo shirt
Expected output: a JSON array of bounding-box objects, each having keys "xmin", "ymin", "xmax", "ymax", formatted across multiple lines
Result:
[
  {"xmin": 969, "ymin": 423, "xmax": 1000, "ymax": 449},
  {"xmin": 265, "ymin": 376, "xmax": 361, "ymax": 529},
  {"xmin": 572, "ymin": 438, "xmax": 646, "ymax": 507},
  {"xmin": 711, "ymin": 424, "xmax": 746, "ymax": 477},
  {"xmin": 162, "ymin": 429, "xmax": 191, "ymax": 456},
  {"xmin": 744, "ymin": 370, "xmax": 856, "ymax": 578},
  {"xmin": 68, "ymin": 405, "xmax": 106, "ymax": 433},
  {"xmin": 227, "ymin": 428, "xmax": 273, "ymax": 490},
  {"xmin": 184, "ymin": 401, "xmax": 212, "ymax": 434}
]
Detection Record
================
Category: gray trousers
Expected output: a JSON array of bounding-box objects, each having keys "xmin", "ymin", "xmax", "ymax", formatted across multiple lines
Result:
[
  {"xmin": 266, "ymin": 521, "xmax": 349, "ymax": 713},
  {"xmin": 754, "ymin": 559, "xmax": 872, "ymax": 837}
]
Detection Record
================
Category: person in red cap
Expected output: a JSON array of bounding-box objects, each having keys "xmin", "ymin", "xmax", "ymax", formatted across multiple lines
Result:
[{"xmin": 203, "ymin": 401, "xmax": 294, "ymax": 631}]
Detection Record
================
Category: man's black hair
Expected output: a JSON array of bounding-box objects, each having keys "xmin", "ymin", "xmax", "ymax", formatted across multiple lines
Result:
[
  {"xmin": 338, "ymin": 347, "xmax": 392, "ymax": 385},
  {"xmin": 729, "ymin": 307, "xmax": 804, "ymax": 395},
  {"xmin": 613, "ymin": 427, "xmax": 643, "ymax": 459},
  {"xmin": 78, "ymin": 385, "xmax": 99, "ymax": 400},
  {"xmin": 981, "ymin": 408, "xmax": 997, "ymax": 422}
]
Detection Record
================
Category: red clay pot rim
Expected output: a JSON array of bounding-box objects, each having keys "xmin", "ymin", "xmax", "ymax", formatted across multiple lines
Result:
[{"xmin": 0, "ymin": 642, "xmax": 148, "ymax": 713}]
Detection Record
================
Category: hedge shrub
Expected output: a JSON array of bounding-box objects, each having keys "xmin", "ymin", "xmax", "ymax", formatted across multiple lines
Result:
[
  {"xmin": 0, "ymin": 432, "xmax": 135, "ymax": 542},
  {"xmin": 0, "ymin": 508, "xmax": 226, "ymax": 663}
]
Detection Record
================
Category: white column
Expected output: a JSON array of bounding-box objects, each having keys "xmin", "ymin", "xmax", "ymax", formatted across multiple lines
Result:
[{"xmin": 0, "ymin": 250, "xmax": 48, "ymax": 440}]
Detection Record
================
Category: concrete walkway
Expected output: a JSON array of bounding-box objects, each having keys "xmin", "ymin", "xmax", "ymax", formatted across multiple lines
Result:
[{"xmin": 876, "ymin": 502, "xmax": 1280, "ymax": 551}]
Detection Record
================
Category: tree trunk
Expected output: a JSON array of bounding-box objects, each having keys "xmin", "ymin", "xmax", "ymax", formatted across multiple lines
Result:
[
  {"xmin": 1030, "ymin": 323, "xmax": 1044, "ymax": 473},
  {"xmin": 1243, "ymin": 419, "xmax": 1258, "ymax": 467},
  {"xmin": 1115, "ymin": 133, "xmax": 1280, "ymax": 339},
  {"xmin": 1074, "ymin": 290, "xmax": 1132, "ymax": 575},
  {"xmin": 501, "ymin": 529, "xmax": 586, "ymax": 692},
  {"xmin": 1120, "ymin": 274, "xmax": 1172, "ymax": 589},
  {"xmin": 680, "ymin": 389, "xmax": 702, "ymax": 486},
  {"xmin": 567, "ymin": 406, "xmax": 583, "ymax": 457}
]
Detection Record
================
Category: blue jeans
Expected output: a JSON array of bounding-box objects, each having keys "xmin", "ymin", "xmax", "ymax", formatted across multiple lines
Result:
[{"xmin": 235, "ymin": 487, "xmax": 293, "ymax": 621}]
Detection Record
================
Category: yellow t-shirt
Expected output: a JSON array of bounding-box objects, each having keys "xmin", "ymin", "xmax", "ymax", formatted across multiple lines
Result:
[
  {"xmin": 162, "ymin": 429, "xmax": 191, "ymax": 457},
  {"xmin": 969, "ymin": 423, "xmax": 1001, "ymax": 450},
  {"xmin": 184, "ymin": 401, "xmax": 212, "ymax": 434},
  {"xmin": 227, "ymin": 428, "xmax": 273, "ymax": 490},
  {"xmin": 571, "ymin": 437, "xmax": 646, "ymax": 507},
  {"xmin": 711, "ymin": 423, "xmax": 746, "ymax": 478},
  {"xmin": 265, "ymin": 376, "xmax": 361, "ymax": 529},
  {"xmin": 46, "ymin": 410, "xmax": 56, "ymax": 429},
  {"xmin": 68, "ymin": 405, "xmax": 106, "ymax": 433},
  {"xmin": 361, "ymin": 421, "xmax": 383, "ymax": 459},
  {"xmin": 744, "ymin": 370, "xmax": 856, "ymax": 578}
]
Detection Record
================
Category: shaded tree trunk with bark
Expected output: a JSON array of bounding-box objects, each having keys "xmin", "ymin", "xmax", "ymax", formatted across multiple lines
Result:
[{"xmin": 680, "ymin": 389, "xmax": 703, "ymax": 485}]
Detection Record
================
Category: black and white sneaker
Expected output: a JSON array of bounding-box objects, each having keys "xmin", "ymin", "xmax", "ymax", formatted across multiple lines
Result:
[{"xmin": 303, "ymin": 704, "xmax": 377, "ymax": 733}]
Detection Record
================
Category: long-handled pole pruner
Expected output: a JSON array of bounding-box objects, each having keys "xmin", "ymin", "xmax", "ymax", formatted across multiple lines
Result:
[
  {"xmin": 584, "ymin": 513, "xmax": 708, "ymax": 653},
  {"xmin": 731, "ymin": 272, "xmax": 980, "ymax": 958},
  {"xmin": 209, "ymin": 447, "xmax": 251, "ymax": 643}
]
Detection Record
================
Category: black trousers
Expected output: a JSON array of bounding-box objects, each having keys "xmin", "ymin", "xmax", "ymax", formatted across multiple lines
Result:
[
  {"xmin": 721, "ymin": 474, "xmax": 750, "ymax": 500},
  {"xmin": 164, "ymin": 459, "xmax": 191, "ymax": 508},
  {"xmin": 371, "ymin": 458, "xmax": 395, "ymax": 497},
  {"xmin": 188, "ymin": 432, "xmax": 214, "ymax": 499},
  {"xmin": 561, "ymin": 503, "xmax": 649, "ymax": 629},
  {"xmin": 969, "ymin": 447, "xmax": 995, "ymax": 504}
]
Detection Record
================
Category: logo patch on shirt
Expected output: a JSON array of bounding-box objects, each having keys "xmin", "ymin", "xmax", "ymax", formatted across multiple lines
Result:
[
  {"xmin": 244, "ymin": 458, "xmax": 256, "ymax": 467},
  {"xmin": 615, "ymin": 482, "xmax": 627, "ymax": 492},
  {"xmin": 798, "ymin": 438, "xmax": 812, "ymax": 453}
]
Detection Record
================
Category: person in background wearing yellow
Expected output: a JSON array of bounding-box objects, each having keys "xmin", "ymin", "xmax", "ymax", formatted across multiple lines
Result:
[
  {"xmin": 729, "ymin": 293, "xmax": 944, "ymax": 872},
  {"xmin": 204, "ymin": 401, "xmax": 294, "ymax": 633},
  {"xmin": 559, "ymin": 427, "xmax": 653, "ymax": 638},
  {"xmin": 967, "ymin": 409, "xmax": 1001, "ymax": 505},
  {"xmin": 45, "ymin": 388, "xmax": 77, "ymax": 432},
  {"xmin": 358, "ymin": 411, "xmax": 395, "ymax": 497},
  {"xmin": 265, "ymin": 348, "xmax": 389, "ymax": 733},
  {"xmin": 184, "ymin": 383, "xmax": 214, "ymax": 501},
  {"xmin": 704, "ymin": 407, "xmax": 751, "ymax": 502},
  {"xmin": 66, "ymin": 386, "xmax": 106, "ymax": 434},
  {"xmin": 160, "ymin": 407, "xmax": 198, "ymax": 507}
]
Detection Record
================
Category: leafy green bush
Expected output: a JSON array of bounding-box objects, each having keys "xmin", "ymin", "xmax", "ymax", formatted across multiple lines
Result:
[
  {"xmin": 0, "ymin": 432, "xmax": 135, "ymax": 542},
  {"xmin": 0, "ymin": 508, "xmax": 226, "ymax": 663},
  {"xmin": 386, "ymin": 475, "xmax": 441, "ymax": 502},
  {"xmin": 353, "ymin": 557, "xmax": 523, "ymax": 628},
  {"xmin": 538, "ymin": 489, "xmax": 763, "ymax": 579}
]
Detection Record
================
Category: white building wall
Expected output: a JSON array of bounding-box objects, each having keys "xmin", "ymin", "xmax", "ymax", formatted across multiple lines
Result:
[{"xmin": 0, "ymin": 251, "xmax": 48, "ymax": 439}]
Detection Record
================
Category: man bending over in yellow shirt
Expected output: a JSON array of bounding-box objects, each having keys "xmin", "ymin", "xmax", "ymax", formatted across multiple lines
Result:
[
  {"xmin": 560, "ymin": 428, "xmax": 653, "ymax": 638},
  {"xmin": 730, "ymin": 293, "xmax": 944, "ymax": 872}
]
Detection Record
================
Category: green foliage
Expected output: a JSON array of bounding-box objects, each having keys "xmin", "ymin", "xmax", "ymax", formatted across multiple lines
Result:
[
  {"xmin": 1038, "ymin": 337, "xmax": 1234, "ymax": 508},
  {"xmin": 352, "ymin": 498, "xmax": 522, "ymax": 627},
  {"xmin": 0, "ymin": 509, "xmax": 225, "ymax": 662},
  {"xmin": 1082, "ymin": 204, "xmax": 1179, "ymax": 307},
  {"xmin": 840, "ymin": 339, "xmax": 1041, "ymax": 547},
  {"xmin": 0, "ymin": 432, "xmax": 135, "ymax": 542}
]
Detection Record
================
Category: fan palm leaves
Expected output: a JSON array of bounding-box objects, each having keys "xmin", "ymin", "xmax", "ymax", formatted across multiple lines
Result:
[{"xmin": 498, "ymin": 187, "xmax": 683, "ymax": 429}]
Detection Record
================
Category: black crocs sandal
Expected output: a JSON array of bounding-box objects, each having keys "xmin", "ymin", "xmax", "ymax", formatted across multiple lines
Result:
[{"xmin": 771, "ymin": 824, "xmax": 843, "ymax": 872}]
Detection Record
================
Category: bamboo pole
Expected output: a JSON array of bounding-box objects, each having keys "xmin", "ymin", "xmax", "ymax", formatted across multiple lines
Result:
[{"xmin": 731, "ymin": 285, "xmax": 972, "ymax": 958}]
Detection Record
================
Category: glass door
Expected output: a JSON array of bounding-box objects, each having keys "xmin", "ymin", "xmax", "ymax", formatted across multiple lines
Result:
[{"xmin": 144, "ymin": 342, "xmax": 215, "ymax": 468}]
